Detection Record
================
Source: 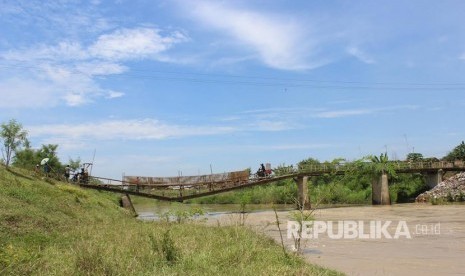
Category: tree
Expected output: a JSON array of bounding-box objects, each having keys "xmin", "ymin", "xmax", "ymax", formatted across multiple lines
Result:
[
  {"xmin": 12, "ymin": 140, "xmax": 39, "ymax": 169},
  {"xmin": 68, "ymin": 157, "xmax": 81, "ymax": 171},
  {"xmin": 0, "ymin": 119, "xmax": 28, "ymax": 167},
  {"xmin": 37, "ymin": 144, "xmax": 63, "ymax": 172},
  {"xmin": 444, "ymin": 141, "xmax": 465, "ymax": 161},
  {"xmin": 366, "ymin": 152, "xmax": 397, "ymax": 177},
  {"xmin": 406, "ymin": 152, "xmax": 423, "ymax": 162},
  {"xmin": 14, "ymin": 143, "xmax": 65, "ymax": 171},
  {"xmin": 297, "ymin": 157, "xmax": 320, "ymax": 170}
]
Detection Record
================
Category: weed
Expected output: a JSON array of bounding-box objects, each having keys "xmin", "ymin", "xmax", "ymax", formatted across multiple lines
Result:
[
  {"xmin": 161, "ymin": 229, "xmax": 179, "ymax": 264},
  {"xmin": 272, "ymin": 205, "xmax": 288, "ymax": 258}
]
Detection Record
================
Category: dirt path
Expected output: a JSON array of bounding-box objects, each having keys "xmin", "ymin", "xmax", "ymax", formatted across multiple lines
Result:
[{"xmin": 208, "ymin": 204, "xmax": 465, "ymax": 276}]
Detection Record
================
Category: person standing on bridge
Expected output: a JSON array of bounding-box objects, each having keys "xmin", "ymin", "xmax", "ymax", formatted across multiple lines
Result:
[{"xmin": 135, "ymin": 177, "xmax": 140, "ymax": 192}]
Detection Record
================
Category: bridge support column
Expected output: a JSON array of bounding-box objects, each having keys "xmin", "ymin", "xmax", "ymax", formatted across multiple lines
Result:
[
  {"xmin": 425, "ymin": 169, "xmax": 443, "ymax": 188},
  {"xmin": 297, "ymin": 176, "xmax": 311, "ymax": 210},
  {"xmin": 121, "ymin": 194, "xmax": 137, "ymax": 216},
  {"xmin": 372, "ymin": 173, "xmax": 390, "ymax": 205}
]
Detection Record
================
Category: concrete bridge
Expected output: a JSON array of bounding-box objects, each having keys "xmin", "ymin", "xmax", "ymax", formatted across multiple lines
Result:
[{"xmin": 79, "ymin": 160, "xmax": 465, "ymax": 209}]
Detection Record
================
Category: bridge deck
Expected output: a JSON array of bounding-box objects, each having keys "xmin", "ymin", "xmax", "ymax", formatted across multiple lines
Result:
[
  {"xmin": 79, "ymin": 161, "xmax": 465, "ymax": 202},
  {"xmin": 80, "ymin": 174, "xmax": 294, "ymax": 202}
]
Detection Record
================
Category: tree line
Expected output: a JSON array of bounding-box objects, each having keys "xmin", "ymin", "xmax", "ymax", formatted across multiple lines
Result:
[
  {"xmin": 1, "ymin": 118, "xmax": 465, "ymax": 179},
  {"xmin": 1, "ymin": 119, "xmax": 81, "ymax": 174}
]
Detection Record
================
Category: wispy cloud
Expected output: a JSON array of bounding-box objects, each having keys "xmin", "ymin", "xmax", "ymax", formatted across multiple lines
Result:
[
  {"xmin": 89, "ymin": 28, "xmax": 188, "ymax": 61},
  {"xmin": 228, "ymin": 105, "xmax": 418, "ymax": 122},
  {"xmin": 28, "ymin": 119, "xmax": 236, "ymax": 141},
  {"xmin": 249, "ymin": 120, "xmax": 301, "ymax": 132},
  {"xmin": 254, "ymin": 143, "xmax": 334, "ymax": 151},
  {"xmin": 0, "ymin": 1, "xmax": 113, "ymax": 37},
  {"xmin": 0, "ymin": 78, "xmax": 59, "ymax": 108},
  {"xmin": 27, "ymin": 113, "xmax": 313, "ymax": 146},
  {"xmin": 0, "ymin": 27, "xmax": 188, "ymax": 107},
  {"xmin": 181, "ymin": 1, "xmax": 329, "ymax": 70},
  {"xmin": 219, "ymin": 107, "xmax": 314, "ymax": 131},
  {"xmin": 347, "ymin": 46, "xmax": 375, "ymax": 64},
  {"xmin": 316, "ymin": 108, "xmax": 374, "ymax": 118},
  {"xmin": 315, "ymin": 105, "xmax": 418, "ymax": 118}
]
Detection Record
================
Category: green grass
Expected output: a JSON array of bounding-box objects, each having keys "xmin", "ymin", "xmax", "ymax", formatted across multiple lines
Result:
[{"xmin": 0, "ymin": 166, "xmax": 342, "ymax": 275}]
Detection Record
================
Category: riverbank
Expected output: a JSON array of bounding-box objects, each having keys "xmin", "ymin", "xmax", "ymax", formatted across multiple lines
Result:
[
  {"xmin": 207, "ymin": 204, "xmax": 465, "ymax": 276},
  {"xmin": 0, "ymin": 166, "xmax": 341, "ymax": 275}
]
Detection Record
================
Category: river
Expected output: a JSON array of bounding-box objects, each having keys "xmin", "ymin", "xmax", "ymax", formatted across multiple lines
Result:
[
  {"xmin": 134, "ymin": 202, "xmax": 296, "ymax": 220},
  {"xmin": 134, "ymin": 202, "xmax": 465, "ymax": 276}
]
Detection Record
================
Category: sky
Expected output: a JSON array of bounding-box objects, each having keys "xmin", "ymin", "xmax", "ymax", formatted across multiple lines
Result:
[{"xmin": 1, "ymin": 0, "xmax": 465, "ymax": 179}]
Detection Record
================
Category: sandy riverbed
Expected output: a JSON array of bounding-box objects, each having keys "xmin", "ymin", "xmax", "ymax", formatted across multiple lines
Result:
[{"xmin": 208, "ymin": 204, "xmax": 465, "ymax": 276}]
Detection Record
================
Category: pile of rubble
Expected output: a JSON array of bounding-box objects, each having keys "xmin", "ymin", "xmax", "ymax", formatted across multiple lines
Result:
[{"xmin": 416, "ymin": 172, "xmax": 465, "ymax": 203}]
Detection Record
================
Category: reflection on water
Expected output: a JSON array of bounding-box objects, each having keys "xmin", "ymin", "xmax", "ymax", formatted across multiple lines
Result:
[
  {"xmin": 134, "ymin": 202, "xmax": 366, "ymax": 221},
  {"xmin": 135, "ymin": 203, "xmax": 295, "ymax": 221},
  {"xmin": 302, "ymin": 248, "xmax": 322, "ymax": 255}
]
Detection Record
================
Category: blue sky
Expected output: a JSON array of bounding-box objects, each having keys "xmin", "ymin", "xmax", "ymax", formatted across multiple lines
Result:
[{"xmin": 1, "ymin": 0, "xmax": 464, "ymax": 179}]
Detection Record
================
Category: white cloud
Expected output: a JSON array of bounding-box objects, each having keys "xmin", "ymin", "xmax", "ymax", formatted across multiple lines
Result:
[
  {"xmin": 0, "ymin": 78, "xmax": 60, "ymax": 108},
  {"xmin": 37, "ymin": 63, "xmax": 118, "ymax": 106},
  {"xmin": 250, "ymin": 120, "xmax": 300, "ymax": 132},
  {"xmin": 63, "ymin": 92, "xmax": 91, "ymax": 106},
  {"xmin": 28, "ymin": 119, "xmax": 236, "ymax": 141},
  {"xmin": 254, "ymin": 143, "xmax": 334, "ymax": 151},
  {"xmin": 89, "ymin": 28, "xmax": 188, "ymax": 61},
  {"xmin": 0, "ymin": 1, "xmax": 114, "ymax": 37},
  {"xmin": 74, "ymin": 62, "xmax": 128, "ymax": 76},
  {"xmin": 26, "ymin": 114, "xmax": 312, "ymax": 146},
  {"xmin": 2, "ymin": 42, "xmax": 88, "ymax": 62},
  {"xmin": 183, "ymin": 1, "xmax": 326, "ymax": 70},
  {"xmin": 315, "ymin": 105, "xmax": 418, "ymax": 118},
  {"xmin": 316, "ymin": 108, "xmax": 374, "ymax": 118},
  {"xmin": 39, "ymin": 137, "xmax": 88, "ymax": 152},
  {"xmin": 106, "ymin": 91, "xmax": 124, "ymax": 99},
  {"xmin": 217, "ymin": 107, "xmax": 313, "ymax": 132},
  {"xmin": 347, "ymin": 46, "xmax": 375, "ymax": 64},
  {"xmin": 0, "ymin": 27, "xmax": 188, "ymax": 108}
]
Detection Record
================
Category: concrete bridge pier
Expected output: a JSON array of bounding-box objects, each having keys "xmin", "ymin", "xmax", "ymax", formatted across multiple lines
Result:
[
  {"xmin": 297, "ymin": 176, "xmax": 311, "ymax": 210},
  {"xmin": 372, "ymin": 173, "xmax": 391, "ymax": 205},
  {"xmin": 425, "ymin": 169, "xmax": 444, "ymax": 188}
]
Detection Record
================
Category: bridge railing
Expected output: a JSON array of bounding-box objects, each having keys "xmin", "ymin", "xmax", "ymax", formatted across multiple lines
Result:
[
  {"xmin": 391, "ymin": 161, "xmax": 464, "ymax": 170},
  {"xmin": 89, "ymin": 176, "xmax": 136, "ymax": 187},
  {"xmin": 297, "ymin": 160, "xmax": 465, "ymax": 173}
]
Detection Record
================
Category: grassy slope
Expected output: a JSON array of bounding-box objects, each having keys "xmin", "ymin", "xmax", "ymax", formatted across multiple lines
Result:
[{"xmin": 0, "ymin": 167, "xmax": 342, "ymax": 276}]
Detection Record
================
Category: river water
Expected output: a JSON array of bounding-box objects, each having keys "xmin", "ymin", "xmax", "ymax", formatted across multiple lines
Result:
[
  {"xmin": 134, "ymin": 202, "xmax": 296, "ymax": 221},
  {"xmin": 133, "ymin": 201, "xmax": 362, "ymax": 221},
  {"xmin": 134, "ymin": 202, "xmax": 465, "ymax": 276}
]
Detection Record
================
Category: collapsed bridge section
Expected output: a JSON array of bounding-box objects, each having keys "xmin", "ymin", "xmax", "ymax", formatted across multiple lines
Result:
[{"xmin": 123, "ymin": 169, "xmax": 251, "ymax": 191}]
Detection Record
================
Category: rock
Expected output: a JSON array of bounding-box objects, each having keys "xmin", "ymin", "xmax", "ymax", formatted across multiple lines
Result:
[{"xmin": 416, "ymin": 172, "xmax": 465, "ymax": 203}]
